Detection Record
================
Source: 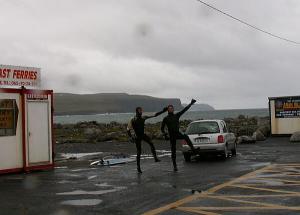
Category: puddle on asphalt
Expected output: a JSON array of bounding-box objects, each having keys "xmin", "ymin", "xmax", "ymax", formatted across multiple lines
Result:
[
  {"xmin": 257, "ymin": 173, "xmax": 286, "ymax": 178},
  {"xmin": 95, "ymin": 183, "xmax": 112, "ymax": 187},
  {"xmin": 160, "ymin": 182, "xmax": 173, "ymax": 188},
  {"xmin": 71, "ymin": 168, "xmax": 97, "ymax": 172},
  {"xmin": 130, "ymin": 153, "xmax": 171, "ymax": 160},
  {"xmin": 23, "ymin": 175, "xmax": 40, "ymax": 190},
  {"xmin": 285, "ymin": 167, "xmax": 300, "ymax": 173},
  {"xmin": 109, "ymin": 165, "xmax": 122, "ymax": 168},
  {"xmin": 156, "ymin": 150, "xmax": 172, "ymax": 153},
  {"xmin": 90, "ymin": 150, "xmax": 171, "ymax": 166},
  {"xmin": 57, "ymin": 186, "xmax": 127, "ymax": 196},
  {"xmin": 246, "ymin": 178, "xmax": 284, "ymax": 186},
  {"xmin": 90, "ymin": 157, "xmax": 135, "ymax": 166},
  {"xmin": 251, "ymin": 162, "xmax": 271, "ymax": 168},
  {"xmin": 55, "ymin": 166, "xmax": 68, "ymax": 169},
  {"xmin": 61, "ymin": 199, "xmax": 103, "ymax": 206},
  {"xmin": 60, "ymin": 152, "xmax": 103, "ymax": 160},
  {"xmin": 58, "ymin": 180, "xmax": 76, "ymax": 184},
  {"xmin": 88, "ymin": 175, "xmax": 97, "ymax": 180}
]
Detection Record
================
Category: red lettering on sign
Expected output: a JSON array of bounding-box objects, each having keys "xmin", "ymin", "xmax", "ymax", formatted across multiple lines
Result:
[
  {"xmin": 12, "ymin": 70, "xmax": 38, "ymax": 80},
  {"xmin": 0, "ymin": 68, "xmax": 11, "ymax": 78}
]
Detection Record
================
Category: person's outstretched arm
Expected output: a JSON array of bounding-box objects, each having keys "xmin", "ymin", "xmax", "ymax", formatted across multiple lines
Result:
[
  {"xmin": 143, "ymin": 107, "xmax": 168, "ymax": 120},
  {"xmin": 176, "ymin": 99, "xmax": 196, "ymax": 118},
  {"xmin": 127, "ymin": 119, "xmax": 134, "ymax": 137}
]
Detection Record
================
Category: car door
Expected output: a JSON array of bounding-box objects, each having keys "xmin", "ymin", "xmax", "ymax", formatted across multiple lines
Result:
[{"xmin": 221, "ymin": 121, "xmax": 234, "ymax": 149}]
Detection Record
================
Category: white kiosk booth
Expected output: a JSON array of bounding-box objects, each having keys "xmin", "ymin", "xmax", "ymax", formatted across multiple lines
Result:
[
  {"xmin": 269, "ymin": 96, "xmax": 300, "ymax": 135},
  {"xmin": 0, "ymin": 65, "xmax": 54, "ymax": 174}
]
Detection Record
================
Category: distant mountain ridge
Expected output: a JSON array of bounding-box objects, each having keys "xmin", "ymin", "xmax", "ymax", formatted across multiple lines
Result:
[{"xmin": 54, "ymin": 93, "xmax": 183, "ymax": 115}]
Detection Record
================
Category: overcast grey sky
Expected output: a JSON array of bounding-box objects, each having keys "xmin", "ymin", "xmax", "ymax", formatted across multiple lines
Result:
[{"xmin": 1, "ymin": 0, "xmax": 299, "ymax": 109}]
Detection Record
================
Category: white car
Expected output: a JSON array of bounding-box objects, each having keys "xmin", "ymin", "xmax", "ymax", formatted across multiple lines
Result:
[{"xmin": 182, "ymin": 120, "xmax": 237, "ymax": 161}]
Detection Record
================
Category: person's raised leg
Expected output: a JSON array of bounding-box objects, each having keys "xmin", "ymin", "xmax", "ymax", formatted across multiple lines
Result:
[
  {"xmin": 143, "ymin": 134, "xmax": 160, "ymax": 162},
  {"xmin": 177, "ymin": 132, "xmax": 197, "ymax": 152}
]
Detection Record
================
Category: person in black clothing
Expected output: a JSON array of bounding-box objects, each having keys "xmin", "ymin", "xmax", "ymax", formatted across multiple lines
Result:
[
  {"xmin": 161, "ymin": 99, "xmax": 197, "ymax": 172},
  {"xmin": 127, "ymin": 106, "xmax": 168, "ymax": 173}
]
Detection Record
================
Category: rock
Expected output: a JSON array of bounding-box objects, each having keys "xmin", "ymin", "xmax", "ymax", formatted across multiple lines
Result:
[
  {"xmin": 84, "ymin": 128, "xmax": 102, "ymax": 136},
  {"xmin": 257, "ymin": 125, "xmax": 271, "ymax": 137},
  {"xmin": 252, "ymin": 130, "xmax": 266, "ymax": 141},
  {"xmin": 290, "ymin": 131, "xmax": 300, "ymax": 142},
  {"xmin": 237, "ymin": 136, "xmax": 256, "ymax": 144}
]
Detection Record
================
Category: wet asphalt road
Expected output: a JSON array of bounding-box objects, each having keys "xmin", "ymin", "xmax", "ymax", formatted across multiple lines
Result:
[{"xmin": 0, "ymin": 137, "xmax": 299, "ymax": 215}]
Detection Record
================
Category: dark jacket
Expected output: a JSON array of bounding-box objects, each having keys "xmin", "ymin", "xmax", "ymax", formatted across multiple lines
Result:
[
  {"xmin": 128, "ymin": 109, "xmax": 166, "ymax": 137},
  {"xmin": 161, "ymin": 103, "xmax": 193, "ymax": 136}
]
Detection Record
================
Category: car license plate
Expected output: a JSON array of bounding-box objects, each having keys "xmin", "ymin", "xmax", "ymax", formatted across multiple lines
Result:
[{"xmin": 195, "ymin": 138, "xmax": 209, "ymax": 143}]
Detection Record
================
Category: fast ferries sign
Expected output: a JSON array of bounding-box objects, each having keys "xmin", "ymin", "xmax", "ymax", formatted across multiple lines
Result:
[{"xmin": 0, "ymin": 65, "xmax": 41, "ymax": 88}]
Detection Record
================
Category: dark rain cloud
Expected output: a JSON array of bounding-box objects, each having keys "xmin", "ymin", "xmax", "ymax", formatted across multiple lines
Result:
[{"xmin": 0, "ymin": 0, "xmax": 299, "ymax": 109}]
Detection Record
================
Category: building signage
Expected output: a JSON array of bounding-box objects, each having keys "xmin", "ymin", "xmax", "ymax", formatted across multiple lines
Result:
[
  {"xmin": 0, "ymin": 65, "xmax": 41, "ymax": 88},
  {"xmin": 27, "ymin": 93, "xmax": 48, "ymax": 100},
  {"xmin": 0, "ymin": 99, "xmax": 19, "ymax": 136},
  {"xmin": 275, "ymin": 97, "xmax": 300, "ymax": 118}
]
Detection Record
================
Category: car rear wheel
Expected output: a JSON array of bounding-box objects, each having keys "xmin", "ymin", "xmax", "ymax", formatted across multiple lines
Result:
[
  {"xmin": 183, "ymin": 152, "xmax": 192, "ymax": 162},
  {"xmin": 231, "ymin": 143, "xmax": 237, "ymax": 156}
]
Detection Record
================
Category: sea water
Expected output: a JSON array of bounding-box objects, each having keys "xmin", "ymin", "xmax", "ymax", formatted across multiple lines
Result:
[{"xmin": 54, "ymin": 108, "xmax": 269, "ymax": 124}]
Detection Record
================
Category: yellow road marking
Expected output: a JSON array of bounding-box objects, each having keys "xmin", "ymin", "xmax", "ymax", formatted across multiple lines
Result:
[
  {"xmin": 204, "ymin": 193, "xmax": 300, "ymax": 198},
  {"xmin": 205, "ymin": 195, "xmax": 294, "ymax": 210},
  {"xmin": 141, "ymin": 193, "xmax": 207, "ymax": 215},
  {"xmin": 254, "ymin": 177, "xmax": 300, "ymax": 184},
  {"xmin": 235, "ymin": 183, "xmax": 300, "ymax": 187},
  {"xmin": 276, "ymin": 164, "xmax": 300, "ymax": 167},
  {"xmin": 177, "ymin": 207, "xmax": 221, "ymax": 215},
  {"xmin": 229, "ymin": 184, "xmax": 300, "ymax": 194},
  {"xmin": 207, "ymin": 165, "xmax": 274, "ymax": 193},
  {"xmin": 142, "ymin": 165, "xmax": 273, "ymax": 215},
  {"xmin": 177, "ymin": 206, "xmax": 300, "ymax": 211},
  {"xmin": 143, "ymin": 164, "xmax": 300, "ymax": 214},
  {"xmin": 262, "ymin": 170, "xmax": 282, "ymax": 173},
  {"xmin": 287, "ymin": 174, "xmax": 300, "ymax": 176}
]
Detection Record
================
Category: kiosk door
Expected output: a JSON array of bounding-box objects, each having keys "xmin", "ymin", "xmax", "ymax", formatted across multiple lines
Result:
[{"xmin": 27, "ymin": 101, "xmax": 51, "ymax": 165}]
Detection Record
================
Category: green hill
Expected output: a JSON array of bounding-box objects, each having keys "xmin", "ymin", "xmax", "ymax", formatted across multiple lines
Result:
[{"xmin": 54, "ymin": 93, "xmax": 183, "ymax": 115}]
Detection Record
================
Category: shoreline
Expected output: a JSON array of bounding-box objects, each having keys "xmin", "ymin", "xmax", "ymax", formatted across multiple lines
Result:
[
  {"xmin": 54, "ymin": 109, "xmax": 269, "ymax": 125},
  {"xmin": 54, "ymin": 115, "xmax": 270, "ymax": 147},
  {"xmin": 54, "ymin": 108, "xmax": 268, "ymax": 117}
]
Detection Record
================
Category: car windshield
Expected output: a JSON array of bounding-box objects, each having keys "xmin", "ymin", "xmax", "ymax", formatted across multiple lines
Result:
[{"xmin": 186, "ymin": 121, "xmax": 220, "ymax": 135}]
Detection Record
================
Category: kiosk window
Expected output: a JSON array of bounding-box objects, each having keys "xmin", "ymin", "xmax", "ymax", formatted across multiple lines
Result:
[{"xmin": 0, "ymin": 99, "xmax": 19, "ymax": 136}]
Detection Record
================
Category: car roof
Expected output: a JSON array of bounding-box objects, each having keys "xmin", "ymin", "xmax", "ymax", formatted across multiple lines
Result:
[{"xmin": 190, "ymin": 119, "xmax": 223, "ymax": 123}]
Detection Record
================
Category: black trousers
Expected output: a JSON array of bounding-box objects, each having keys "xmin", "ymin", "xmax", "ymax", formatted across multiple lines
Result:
[
  {"xmin": 169, "ymin": 132, "xmax": 194, "ymax": 168},
  {"xmin": 135, "ymin": 134, "xmax": 158, "ymax": 169}
]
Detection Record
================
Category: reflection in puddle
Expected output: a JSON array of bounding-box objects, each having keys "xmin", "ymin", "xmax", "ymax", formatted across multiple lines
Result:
[
  {"xmin": 61, "ymin": 199, "xmax": 102, "ymax": 206},
  {"xmin": 88, "ymin": 175, "xmax": 97, "ymax": 180},
  {"xmin": 251, "ymin": 162, "xmax": 271, "ymax": 168},
  {"xmin": 95, "ymin": 183, "xmax": 111, "ymax": 187},
  {"xmin": 57, "ymin": 186, "xmax": 126, "ymax": 195},
  {"xmin": 55, "ymin": 166, "xmax": 68, "ymax": 169},
  {"xmin": 58, "ymin": 180, "xmax": 76, "ymax": 184},
  {"xmin": 246, "ymin": 178, "xmax": 284, "ymax": 186},
  {"xmin": 71, "ymin": 168, "xmax": 97, "ymax": 172},
  {"xmin": 60, "ymin": 152, "xmax": 103, "ymax": 159},
  {"xmin": 23, "ymin": 175, "xmax": 40, "ymax": 190}
]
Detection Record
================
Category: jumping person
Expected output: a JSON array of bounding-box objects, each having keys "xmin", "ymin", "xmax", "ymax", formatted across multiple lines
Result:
[
  {"xmin": 161, "ymin": 99, "xmax": 197, "ymax": 172},
  {"xmin": 127, "ymin": 106, "xmax": 168, "ymax": 173}
]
